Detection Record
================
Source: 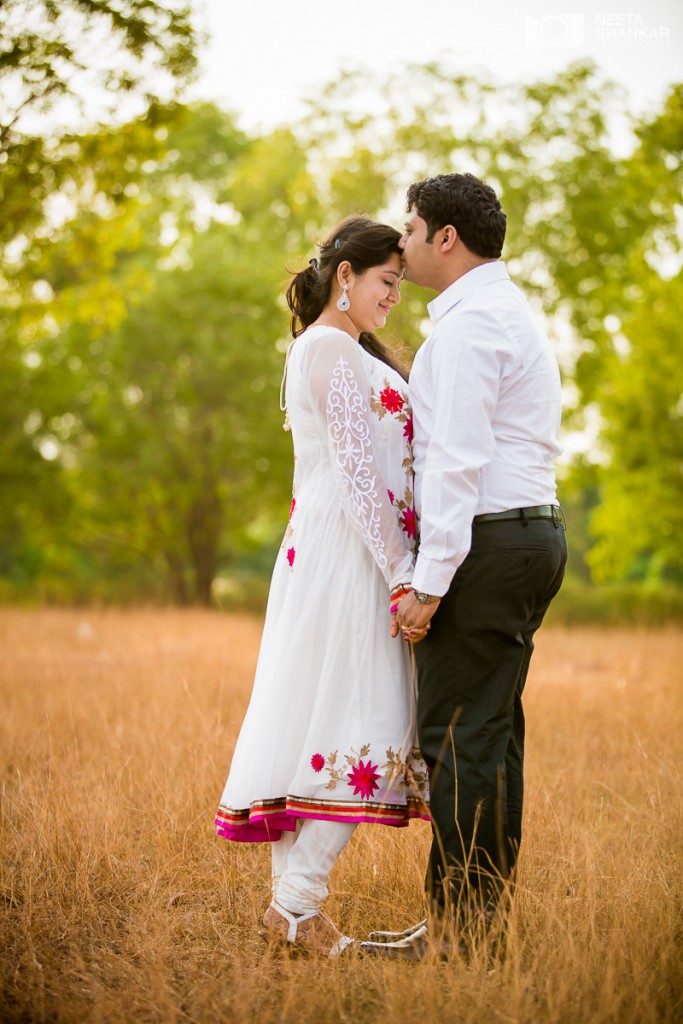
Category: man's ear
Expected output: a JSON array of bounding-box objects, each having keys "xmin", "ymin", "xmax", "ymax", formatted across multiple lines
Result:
[{"xmin": 440, "ymin": 225, "xmax": 458, "ymax": 253}]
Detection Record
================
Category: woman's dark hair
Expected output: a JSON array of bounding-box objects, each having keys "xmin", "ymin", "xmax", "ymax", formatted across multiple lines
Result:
[
  {"xmin": 286, "ymin": 215, "xmax": 408, "ymax": 380},
  {"xmin": 406, "ymin": 173, "xmax": 506, "ymax": 258}
]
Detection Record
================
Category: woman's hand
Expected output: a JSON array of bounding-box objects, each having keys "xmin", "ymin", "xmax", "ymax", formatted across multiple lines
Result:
[
  {"xmin": 389, "ymin": 584, "xmax": 412, "ymax": 638},
  {"xmin": 401, "ymin": 623, "xmax": 430, "ymax": 644}
]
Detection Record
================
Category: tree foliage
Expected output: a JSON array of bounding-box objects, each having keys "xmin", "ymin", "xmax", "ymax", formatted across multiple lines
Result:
[
  {"xmin": 0, "ymin": 0, "xmax": 196, "ymax": 149},
  {"xmin": 1, "ymin": 50, "xmax": 681, "ymax": 603},
  {"xmin": 3, "ymin": 101, "xmax": 325, "ymax": 603},
  {"xmin": 299, "ymin": 63, "xmax": 683, "ymax": 584}
]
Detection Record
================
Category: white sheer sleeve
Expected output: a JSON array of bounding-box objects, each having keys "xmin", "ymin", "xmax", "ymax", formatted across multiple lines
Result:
[{"xmin": 306, "ymin": 330, "xmax": 414, "ymax": 590}]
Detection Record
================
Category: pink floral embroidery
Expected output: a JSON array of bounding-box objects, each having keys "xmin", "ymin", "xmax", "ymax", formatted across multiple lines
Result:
[
  {"xmin": 379, "ymin": 387, "xmax": 404, "ymax": 414},
  {"xmin": 347, "ymin": 759, "xmax": 381, "ymax": 799},
  {"xmin": 368, "ymin": 376, "xmax": 417, "ymax": 552},
  {"xmin": 311, "ymin": 753, "xmax": 325, "ymax": 772},
  {"xmin": 317, "ymin": 744, "xmax": 429, "ymax": 800},
  {"xmin": 289, "ymin": 497, "xmax": 296, "ymax": 520},
  {"xmin": 400, "ymin": 506, "xmax": 416, "ymax": 540},
  {"xmin": 286, "ymin": 547, "xmax": 296, "ymax": 567}
]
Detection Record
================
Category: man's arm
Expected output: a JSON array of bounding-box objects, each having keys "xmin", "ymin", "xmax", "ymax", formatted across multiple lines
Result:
[{"xmin": 398, "ymin": 308, "xmax": 513, "ymax": 632}]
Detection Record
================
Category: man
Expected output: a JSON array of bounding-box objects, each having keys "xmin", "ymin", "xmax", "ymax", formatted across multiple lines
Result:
[{"xmin": 364, "ymin": 173, "xmax": 567, "ymax": 959}]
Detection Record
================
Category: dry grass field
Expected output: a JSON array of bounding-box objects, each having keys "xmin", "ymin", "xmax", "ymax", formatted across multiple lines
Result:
[{"xmin": 1, "ymin": 608, "xmax": 681, "ymax": 1024}]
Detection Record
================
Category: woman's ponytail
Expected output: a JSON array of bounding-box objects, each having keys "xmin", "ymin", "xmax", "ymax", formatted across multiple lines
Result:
[{"xmin": 286, "ymin": 261, "xmax": 325, "ymax": 337}]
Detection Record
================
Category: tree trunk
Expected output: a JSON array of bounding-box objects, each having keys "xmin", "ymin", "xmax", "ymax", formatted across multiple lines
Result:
[
  {"xmin": 165, "ymin": 550, "xmax": 189, "ymax": 605},
  {"xmin": 187, "ymin": 486, "xmax": 222, "ymax": 606}
]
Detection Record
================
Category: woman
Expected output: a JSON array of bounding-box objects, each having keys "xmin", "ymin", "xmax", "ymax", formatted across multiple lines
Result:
[{"xmin": 215, "ymin": 216, "xmax": 429, "ymax": 956}]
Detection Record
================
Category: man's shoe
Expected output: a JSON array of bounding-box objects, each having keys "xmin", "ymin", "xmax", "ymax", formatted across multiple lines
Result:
[
  {"xmin": 366, "ymin": 918, "xmax": 427, "ymax": 942},
  {"xmin": 360, "ymin": 923, "xmax": 467, "ymax": 962},
  {"xmin": 360, "ymin": 925, "xmax": 429, "ymax": 962}
]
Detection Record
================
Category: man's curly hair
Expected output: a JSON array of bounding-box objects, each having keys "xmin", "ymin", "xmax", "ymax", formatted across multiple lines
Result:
[{"xmin": 406, "ymin": 173, "xmax": 506, "ymax": 258}]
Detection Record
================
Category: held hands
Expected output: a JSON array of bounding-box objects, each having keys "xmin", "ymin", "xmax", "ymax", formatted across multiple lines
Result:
[{"xmin": 389, "ymin": 586, "xmax": 440, "ymax": 644}]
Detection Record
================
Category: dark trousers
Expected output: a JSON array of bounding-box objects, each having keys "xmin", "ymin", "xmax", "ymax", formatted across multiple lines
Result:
[{"xmin": 415, "ymin": 516, "xmax": 567, "ymax": 913}]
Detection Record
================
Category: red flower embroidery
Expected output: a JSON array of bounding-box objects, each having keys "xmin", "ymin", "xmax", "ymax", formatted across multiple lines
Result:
[
  {"xmin": 400, "ymin": 506, "xmax": 417, "ymax": 539},
  {"xmin": 289, "ymin": 497, "xmax": 296, "ymax": 520},
  {"xmin": 347, "ymin": 759, "xmax": 381, "ymax": 799},
  {"xmin": 387, "ymin": 488, "xmax": 395, "ymax": 505},
  {"xmin": 379, "ymin": 387, "xmax": 404, "ymax": 414},
  {"xmin": 403, "ymin": 413, "xmax": 414, "ymax": 443},
  {"xmin": 311, "ymin": 753, "xmax": 325, "ymax": 772},
  {"xmin": 286, "ymin": 547, "xmax": 296, "ymax": 567}
]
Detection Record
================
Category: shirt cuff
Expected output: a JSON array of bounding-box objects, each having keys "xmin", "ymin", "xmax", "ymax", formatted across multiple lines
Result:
[{"xmin": 411, "ymin": 557, "xmax": 457, "ymax": 598}]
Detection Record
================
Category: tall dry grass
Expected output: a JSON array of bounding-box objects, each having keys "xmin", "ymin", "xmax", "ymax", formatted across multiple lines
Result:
[{"xmin": 1, "ymin": 608, "xmax": 681, "ymax": 1023}]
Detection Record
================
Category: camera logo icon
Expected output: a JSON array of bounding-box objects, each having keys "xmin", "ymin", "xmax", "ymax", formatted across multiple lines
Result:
[{"xmin": 526, "ymin": 13, "xmax": 585, "ymax": 47}]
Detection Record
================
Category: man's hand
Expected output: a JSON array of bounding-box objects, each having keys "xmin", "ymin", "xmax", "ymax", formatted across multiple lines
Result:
[{"xmin": 396, "ymin": 591, "xmax": 440, "ymax": 641}]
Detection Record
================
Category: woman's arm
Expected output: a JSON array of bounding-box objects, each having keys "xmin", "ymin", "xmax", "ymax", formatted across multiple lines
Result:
[{"xmin": 307, "ymin": 331, "xmax": 414, "ymax": 590}]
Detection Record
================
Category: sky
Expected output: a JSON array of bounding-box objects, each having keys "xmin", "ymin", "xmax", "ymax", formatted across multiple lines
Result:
[{"xmin": 193, "ymin": 0, "xmax": 681, "ymax": 132}]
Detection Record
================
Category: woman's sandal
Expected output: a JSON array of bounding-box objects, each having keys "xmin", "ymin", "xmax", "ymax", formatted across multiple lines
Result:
[{"xmin": 258, "ymin": 900, "xmax": 355, "ymax": 957}]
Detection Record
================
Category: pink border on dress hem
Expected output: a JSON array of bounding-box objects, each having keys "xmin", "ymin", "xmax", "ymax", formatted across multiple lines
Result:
[{"xmin": 215, "ymin": 801, "xmax": 430, "ymax": 844}]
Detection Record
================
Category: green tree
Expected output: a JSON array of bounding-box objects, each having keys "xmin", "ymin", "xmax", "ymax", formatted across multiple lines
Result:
[
  {"xmin": 588, "ymin": 271, "xmax": 683, "ymax": 582},
  {"xmin": 3, "ymin": 57, "xmax": 681, "ymax": 604},
  {"xmin": 0, "ymin": 0, "xmax": 198, "ymax": 598},
  {"xmin": 0, "ymin": 0, "xmax": 196, "ymax": 148},
  {"xmin": 19, "ymin": 107, "xmax": 325, "ymax": 603},
  {"xmin": 0, "ymin": 101, "xmax": 186, "ymax": 596},
  {"xmin": 301, "ymin": 63, "xmax": 683, "ymax": 584}
]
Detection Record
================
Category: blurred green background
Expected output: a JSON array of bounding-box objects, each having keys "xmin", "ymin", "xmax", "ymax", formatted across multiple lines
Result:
[{"xmin": 1, "ymin": 1, "xmax": 682, "ymax": 621}]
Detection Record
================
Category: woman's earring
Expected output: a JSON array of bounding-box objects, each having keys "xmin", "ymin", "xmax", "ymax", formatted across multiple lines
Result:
[{"xmin": 336, "ymin": 284, "xmax": 351, "ymax": 312}]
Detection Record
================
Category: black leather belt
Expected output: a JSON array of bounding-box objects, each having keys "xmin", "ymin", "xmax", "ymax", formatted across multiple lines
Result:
[{"xmin": 473, "ymin": 504, "xmax": 566, "ymax": 527}]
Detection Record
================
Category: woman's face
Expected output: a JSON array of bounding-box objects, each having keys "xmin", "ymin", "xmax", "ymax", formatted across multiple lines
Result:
[{"xmin": 346, "ymin": 253, "xmax": 402, "ymax": 332}]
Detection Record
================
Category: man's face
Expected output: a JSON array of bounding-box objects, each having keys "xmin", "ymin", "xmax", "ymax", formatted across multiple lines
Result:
[{"xmin": 399, "ymin": 207, "xmax": 437, "ymax": 288}]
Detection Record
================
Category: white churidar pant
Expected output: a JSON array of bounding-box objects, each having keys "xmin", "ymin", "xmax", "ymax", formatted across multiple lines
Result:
[{"xmin": 271, "ymin": 819, "xmax": 356, "ymax": 915}]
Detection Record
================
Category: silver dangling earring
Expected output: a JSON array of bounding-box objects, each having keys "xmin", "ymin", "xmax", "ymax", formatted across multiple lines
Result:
[{"xmin": 336, "ymin": 284, "xmax": 350, "ymax": 312}]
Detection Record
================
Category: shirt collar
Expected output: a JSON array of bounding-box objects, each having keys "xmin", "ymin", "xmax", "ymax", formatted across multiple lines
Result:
[{"xmin": 427, "ymin": 260, "xmax": 510, "ymax": 324}]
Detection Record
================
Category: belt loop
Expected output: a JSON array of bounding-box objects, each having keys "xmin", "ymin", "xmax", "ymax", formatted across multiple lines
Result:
[
  {"xmin": 550, "ymin": 505, "xmax": 566, "ymax": 530},
  {"xmin": 521, "ymin": 507, "xmax": 529, "ymax": 528}
]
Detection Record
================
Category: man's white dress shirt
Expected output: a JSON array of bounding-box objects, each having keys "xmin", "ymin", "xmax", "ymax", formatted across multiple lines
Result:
[{"xmin": 410, "ymin": 260, "xmax": 563, "ymax": 597}]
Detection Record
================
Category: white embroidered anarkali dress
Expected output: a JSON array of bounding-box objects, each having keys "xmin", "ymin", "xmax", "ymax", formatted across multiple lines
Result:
[{"xmin": 215, "ymin": 325, "xmax": 429, "ymax": 843}]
